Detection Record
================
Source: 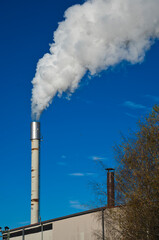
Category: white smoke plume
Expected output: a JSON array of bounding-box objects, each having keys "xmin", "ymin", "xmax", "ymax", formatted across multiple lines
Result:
[{"xmin": 31, "ymin": 0, "xmax": 159, "ymax": 120}]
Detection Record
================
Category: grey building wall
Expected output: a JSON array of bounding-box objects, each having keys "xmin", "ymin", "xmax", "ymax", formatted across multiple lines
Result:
[
  {"xmin": 52, "ymin": 211, "xmax": 100, "ymax": 240},
  {"xmin": 3, "ymin": 207, "xmax": 120, "ymax": 240}
]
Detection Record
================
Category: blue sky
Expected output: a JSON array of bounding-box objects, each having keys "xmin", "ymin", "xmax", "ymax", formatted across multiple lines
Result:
[{"xmin": 0, "ymin": 0, "xmax": 159, "ymax": 229}]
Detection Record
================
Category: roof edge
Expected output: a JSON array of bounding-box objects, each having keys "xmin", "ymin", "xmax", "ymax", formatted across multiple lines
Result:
[{"xmin": 8, "ymin": 205, "xmax": 121, "ymax": 232}]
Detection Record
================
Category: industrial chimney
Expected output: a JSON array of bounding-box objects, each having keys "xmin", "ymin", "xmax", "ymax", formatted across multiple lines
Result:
[
  {"xmin": 30, "ymin": 122, "xmax": 40, "ymax": 224},
  {"xmin": 106, "ymin": 168, "xmax": 115, "ymax": 207}
]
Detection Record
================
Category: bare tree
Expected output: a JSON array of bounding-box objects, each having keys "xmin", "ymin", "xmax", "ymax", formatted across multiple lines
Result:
[{"xmin": 94, "ymin": 106, "xmax": 159, "ymax": 239}]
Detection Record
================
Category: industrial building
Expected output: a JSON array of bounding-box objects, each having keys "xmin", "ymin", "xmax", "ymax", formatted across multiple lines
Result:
[
  {"xmin": 2, "ymin": 168, "xmax": 118, "ymax": 240},
  {"xmin": 2, "ymin": 207, "xmax": 103, "ymax": 240},
  {"xmin": 2, "ymin": 122, "xmax": 118, "ymax": 239},
  {"xmin": 2, "ymin": 205, "xmax": 120, "ymax": 240}
]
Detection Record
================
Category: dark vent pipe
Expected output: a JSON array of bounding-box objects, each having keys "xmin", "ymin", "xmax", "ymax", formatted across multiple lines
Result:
[{"xmin": 106, "ymin": 168, "xmax": 115, "ymax": 207}]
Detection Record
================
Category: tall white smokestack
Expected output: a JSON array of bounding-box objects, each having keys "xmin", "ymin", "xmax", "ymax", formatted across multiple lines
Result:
[{"xmin": 30, "ymin": 122, "xmax": 40, "ymax": 224}]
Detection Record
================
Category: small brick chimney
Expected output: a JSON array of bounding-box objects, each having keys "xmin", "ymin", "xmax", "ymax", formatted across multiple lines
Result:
[{"xmin": 106, "ymin": 168, "xmax": 115, "ymax": 207}]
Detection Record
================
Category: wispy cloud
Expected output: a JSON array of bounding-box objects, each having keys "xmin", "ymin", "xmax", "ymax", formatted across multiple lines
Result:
[
  {"xmin": 69, "ymin": 173, "xmax": 85, "ymax": 176},
  {"xmin": 57, "ymin": 161, "xmax": 67, "ymax": 166},
  {"xmin": 18, "ymin": 221, "xmax": 30, "ymax": 225},
  {"xmin": 69, "ymin": 200, "xmax": 86, "ymax": 210},
  {"xmin": 90, "ymin": 156, "xmax": 107, "ymax": 161},
  {"xmin": 57, "ymin": 155, "xmax": 67, "ymax": 165},
  {"xmin": 85, "ymin": 172, "xmax": 96, "ymax": 176},
  {"xmin": 123, "ymin": 101, "xmax": 146, "ymax": 109},
  {"xmin": 125, "ymin": 112, "xmax": 138, "ymax": 119},
  {"xmin": 68, "ymin": 172, "xmax": 95, "ymax": 177},
  {"xmin": 145, "ymin": 94, "xmax": 159, "ymax": 102}
]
